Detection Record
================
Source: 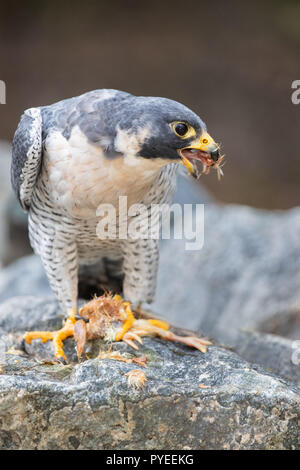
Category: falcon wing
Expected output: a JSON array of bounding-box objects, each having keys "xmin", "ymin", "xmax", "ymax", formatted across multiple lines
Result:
[{"xmin": 11, "ymin": 107, "xmax": 43, "ymax": 210}]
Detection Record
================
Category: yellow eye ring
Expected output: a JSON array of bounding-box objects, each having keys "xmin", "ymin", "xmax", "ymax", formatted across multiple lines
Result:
[{"xmin": 170, "ymin": 121, "xmax": 196, "ymax": 139}]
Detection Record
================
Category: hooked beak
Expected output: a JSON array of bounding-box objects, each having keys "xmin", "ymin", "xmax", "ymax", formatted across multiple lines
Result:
[{"xmin": 178, "ymin": 132, "xmax": 221, "ymax": 177}]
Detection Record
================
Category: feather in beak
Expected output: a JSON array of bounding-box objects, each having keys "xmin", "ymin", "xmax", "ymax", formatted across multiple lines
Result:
[{"xmin": 179, "ymin": 132, "xmax": 225, "ymax": 180}]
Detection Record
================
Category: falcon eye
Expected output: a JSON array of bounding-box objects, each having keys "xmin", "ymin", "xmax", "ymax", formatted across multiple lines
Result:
[
  {"xmin": 170, "ymin": 121, "xmax": 195, "ymax": 139},
  {"xmin": 174, "ymin": 123, "xmax": 188, "ymax": 136}
]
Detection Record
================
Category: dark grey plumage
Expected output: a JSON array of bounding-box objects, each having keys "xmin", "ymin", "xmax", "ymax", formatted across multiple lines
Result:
[{"xmin": 11, "ymin": 108, "xmax": 42, "ymax": 210}]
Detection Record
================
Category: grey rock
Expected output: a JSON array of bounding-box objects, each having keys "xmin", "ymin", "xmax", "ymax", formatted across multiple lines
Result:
[
  {"xmin": 154, "ymin": 204, "xmax": 300, "ymax": 344},
  {"xmin": 235, "ymin": 330, "xmax": 300, "ymax": 387},
  {"xmin": 258, "ymin": 308, "xmax": 300, "ymax": 341},
  {"xmin": 0, "ymin": 255, "xmax": 50, "ymax": 304},
  {"xmin": 0, "ymin": 296, "xmax": 299, "ymax": 450},
  {"xmin": 0, "ymin": 296, "xmax": 63, "ymax": 334}
]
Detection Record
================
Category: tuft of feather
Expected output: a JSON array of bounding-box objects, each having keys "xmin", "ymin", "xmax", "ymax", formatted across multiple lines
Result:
[{"xmin": 125, "ymin": 369, "xmax": 147, "ymax": 389}]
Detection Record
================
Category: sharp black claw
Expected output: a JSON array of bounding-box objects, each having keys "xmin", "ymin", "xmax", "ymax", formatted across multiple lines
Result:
[
  {"xmin": 58, "ymin": 357, "xmax": 67, "ymax": 365},
  {"xmin": 74, "ymin": 315, "xmax": 89, "ymax": 323},
  {"xmin": 20, "ymin": 338, "xmax": 26, "ymax": 352}
]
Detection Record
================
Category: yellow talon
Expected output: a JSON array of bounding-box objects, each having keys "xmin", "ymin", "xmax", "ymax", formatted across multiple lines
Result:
[
  {"xmin": 24, "ymin": 308, "xmax": 77, "ymax": 362},
  {"xmin": 114, "ymin": 297, "xmax": 169, "ymax": 342},
  {"xmin": 115, "ymin": 301, "xmax": 136, "ymax": 341}
]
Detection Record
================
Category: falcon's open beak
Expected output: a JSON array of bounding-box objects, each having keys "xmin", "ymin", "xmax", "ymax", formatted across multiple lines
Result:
[{"xmin": 179, "ymin": 132, "xmax": 221, "ymax": 177}]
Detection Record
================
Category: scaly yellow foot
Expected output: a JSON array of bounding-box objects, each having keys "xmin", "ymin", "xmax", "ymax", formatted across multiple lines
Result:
[
  {"xmin": 146, "ymin": 319, "xmax": 170, "ymax": 330},
  {"xmin": 24, "ymin": 307, "xmax": 77, "ymax": 363},
  {"xmin": 134, "ymin": 304, "xmax": 170, "ymax": 327},
  {"xmin": 114, "ymin": 295, "xmax": 136, "ymax": 341},
  {"xmin": 113, "ymin": 296, "xmax": 169, "ymax": 342}
]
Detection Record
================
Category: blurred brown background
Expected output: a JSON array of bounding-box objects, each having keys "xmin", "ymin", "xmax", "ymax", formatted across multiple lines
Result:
[{"xmin": 0, "ymin": 0, "xmax": 300, "ymax": 209}]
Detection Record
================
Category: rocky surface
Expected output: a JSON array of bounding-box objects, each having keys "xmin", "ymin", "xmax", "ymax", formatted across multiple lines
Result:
[
  {"xmin": 0, "ymin": 256, "xmax": 50, "ymax": 304},
  {"xmin": 0, "ymin": 296, "xmax": 299, "ymax": 450},
  {"xmin": 235, "ymin": 330, "xmax": 300, "ymax": 387}
]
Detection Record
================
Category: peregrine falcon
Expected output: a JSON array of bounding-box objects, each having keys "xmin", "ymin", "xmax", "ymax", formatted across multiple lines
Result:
[{"xmin": 11, "ymin": 89, "xmax": 221, "ymax": 361}]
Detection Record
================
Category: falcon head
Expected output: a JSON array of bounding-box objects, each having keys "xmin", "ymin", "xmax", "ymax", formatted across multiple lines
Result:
[{"xmin": 105, "ymin": 94, "xmax": 222, "ymax": 178}]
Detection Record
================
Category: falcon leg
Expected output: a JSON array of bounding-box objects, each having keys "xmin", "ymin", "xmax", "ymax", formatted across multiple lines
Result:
[
  {"xmin": 122, "ymin": 238, "xmax": 159, "ymax": 305},
  {"xmin": 114, "ymin": 239, "xmax": 170, "ymax": 340},
  {"xmin": 24, "ymin": 230, "xmax": 79, "ymax": 362}
]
